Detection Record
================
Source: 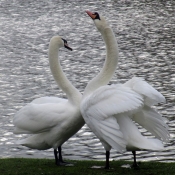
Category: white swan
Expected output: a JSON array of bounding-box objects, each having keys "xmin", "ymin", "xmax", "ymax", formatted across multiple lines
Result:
[
  {"xmin": 13, "ymin": 36, "xmax": 84, "ymax": 165},
  {"xmin": 81, "ymin": 11, "xmax": 169, "ymax": 169}
]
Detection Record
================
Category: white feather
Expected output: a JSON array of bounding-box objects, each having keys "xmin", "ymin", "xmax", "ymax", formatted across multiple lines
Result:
[
  {"xmin": 124, "ymin": 77, "xmax": 166, "ymax": 106},
  {"xmin": 81, "ymin": 11, "xmax": 169, "ymax": 168},
  {"xmin": 13, "ymin": 36, "xmax": 84, "ymax": 151},
  {"xmin": 82, "ymin": 84, "xmax": 144, "ymax": 121},
  {"xmin": 31, "ymin": 96, "xmax": 66, "ymax": 104},
  {"xmin": 81, "ymin": 84, "xmax": 144, "ymax": 152},
  {"xmin": 133, "ymin": 106, "xmax": 169, "ymax": 142},
  {"xmin": 116, "ymin": 114, "xmax": 164, "ymax": 151}
]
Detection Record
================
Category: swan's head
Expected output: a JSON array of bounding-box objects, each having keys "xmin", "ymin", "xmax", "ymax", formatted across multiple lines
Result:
[
  {"xmin": 50, "ymin": 36, "xmax": 72, "ymax": 51},
  {"xmin": 86, "ymin": 10, "xmax": 109, "ymax": 32}
]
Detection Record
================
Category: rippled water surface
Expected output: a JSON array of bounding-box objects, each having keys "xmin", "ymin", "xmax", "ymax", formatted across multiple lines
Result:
[{"xmin": 0, "ymin": 0, "xmax": 175, "ymax": 162}]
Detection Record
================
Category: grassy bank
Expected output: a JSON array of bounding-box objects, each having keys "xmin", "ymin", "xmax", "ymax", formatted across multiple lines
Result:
[{"xmin": 0, "ymin": 158, "xmax": 174, "ymax": 175}]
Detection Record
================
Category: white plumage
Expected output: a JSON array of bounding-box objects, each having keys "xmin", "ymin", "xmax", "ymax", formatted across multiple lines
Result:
[
  {"xmin": 81, "ymin": 78, "xmax": 169, "ymax": 151},
  {"xmin": 81, "ymin": 11, "xmax": 169, "ymax": 169},
  {"xmin": 13, "ymin": 36, "xmax": 84, "ymax": 165},
  {"xmin": 124, "ymin": 77, "xmax": 165, "ymax": 106},
  {"xmin": 81, "ymin": 84, "xmax": 144, "ymax": 152}
]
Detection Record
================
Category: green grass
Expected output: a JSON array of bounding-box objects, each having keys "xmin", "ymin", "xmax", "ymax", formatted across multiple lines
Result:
[{"xmin": 0, "ymin": 158, "xmax": 174, "ymax": 175}]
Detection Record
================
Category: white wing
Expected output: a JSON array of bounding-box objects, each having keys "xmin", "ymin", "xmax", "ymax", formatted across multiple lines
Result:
[
  {"xmin": 13, "ymin": 99, "xmax": 71, "ymax": 134},
  {"xmin": 82, "ymin": 84, "xmax": 143, "ymax": 120},
  {"xmin": 89, "ymin": 116, "xmax": 127, "ymax": 152},
  {"xmin": 81, "ymin": 84, "xmax": 143, "ymax": 151},
  {"xmin": 116, "ymin": 114, "xmax": 164, "ymax": 151},
  {"xmin": 124, "ymin": 77, "xmax": 166, "ymax": 106},
  {"xmin": 31, "ymin": 96, "xmax": 67, "ymax": 104},
  {"xmin": 133, "ymin": 106, "xmax": 169, "ymax": 142},
  {"xmin": 124, "ymin": 77, "xmax": 169, "ymax": 142}
]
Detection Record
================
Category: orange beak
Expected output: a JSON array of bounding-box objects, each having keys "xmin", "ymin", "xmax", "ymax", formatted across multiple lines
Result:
[{"xmin": 85, "ymin": 10, "xmax": 96, "ymax": 19}]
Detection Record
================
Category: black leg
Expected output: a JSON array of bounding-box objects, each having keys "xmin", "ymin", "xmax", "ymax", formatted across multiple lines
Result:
[
  {"xmin": 54, "ymin": 146, "xmax": 73, "ymax": 166},
  {"xmin": 54, "ymin": 149, "xmax": 58, "ymax": 165},
  {"xmin": 105, "ymin": 151, "xmax": 110, "ymax": 169},
  {"xmin": 132, "ymin": 151, "xmax": 139, "ymax": 168},
  {"xmin": 58, "ymin": 146, "xmax": 63, "ymax": 162},
  {"xmin": 54, "ymin": 147, "xmax": 66, "ymax": 166},
  {"xmin": 58, "ymin": 146, "xmax": 68, "ymax": 164}
]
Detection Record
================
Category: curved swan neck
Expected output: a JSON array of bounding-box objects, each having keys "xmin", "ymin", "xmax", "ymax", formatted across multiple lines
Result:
[
  {"xmin": 49, "ymin": 39, "xmax": 81, "ymax": 104},
  {"xmin": 84, "ymin": 27, "xmax": 119, "ymax": 97}
]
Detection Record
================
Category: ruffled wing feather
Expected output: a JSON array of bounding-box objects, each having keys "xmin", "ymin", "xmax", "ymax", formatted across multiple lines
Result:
[
  {"xmin": 81, "ymin": 84, "xmax": 143, "ymax": 151},
  {"xmin": 82, "ymin": 84, "xmax": 143, "ymax": 121},
  {"xmin": 133, "ymin": 106, "xmax": 169, "ymax": 142},
  {"xmin": 124, "ymin": 77, "xmax": 165, "ymax": 106}
]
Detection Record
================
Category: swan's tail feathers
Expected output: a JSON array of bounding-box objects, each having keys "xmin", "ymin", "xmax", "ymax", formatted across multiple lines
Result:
[
  {"xmin": 128, "ymin": 138, "xmax": 164, "ymax": 151},
  {"xmin": 15, "ymin": 135, "xmax": 50, "ymax": 150},
  {"xmin": 13, "ymin": 127, "xmax": 33, "ymax": 134},
  {"xmin": 144, "ymin": 138, "xmax": 164, "ymax": 151},
  {"xmin": 15, "ymin": 138, "xmax": 33, "ymax": 148},
  {"xmin": 16, "ymin": 138, "xmax": 38, "ymax": 149},
  {"xmin": 15, "ymin": 136, "xmax": 39, "ymax": 147},
  {"xmin": 16, "ymin": 139, "xmax": 26, "ymax": 145},
  {"xmin": 133, "ymin": 106, "xmax": 170, "ymax": 142},
  {"xmin": 124, "ymin": 77, "xmax": 166, "ymax": 106},
  {"xmin": 116, "ymin": 114, "xmax": 165, "ymax": 151},
  {"xmin": 100, "ymin": 117, "xmax": 127, "ymax": 153}
]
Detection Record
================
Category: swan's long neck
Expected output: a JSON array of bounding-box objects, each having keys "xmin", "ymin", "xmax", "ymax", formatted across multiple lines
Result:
[
  {"xmin": 83, "ymin": 27, "xmax": 119, "ymax": 97},
  {"xmin": 49, "ymin": 40, "xmax": 81, "ymax": 105}
]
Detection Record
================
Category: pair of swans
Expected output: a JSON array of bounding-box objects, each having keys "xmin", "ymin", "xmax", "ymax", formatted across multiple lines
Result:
[{"xmin": 13, "ymin": 10, "xmax": 169, "ymax": 168}]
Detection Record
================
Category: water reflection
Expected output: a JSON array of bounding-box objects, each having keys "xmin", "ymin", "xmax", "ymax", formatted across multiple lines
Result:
[{"xmin": 0, "ymin": 0, "xmax": 175, "ymax": 162}]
